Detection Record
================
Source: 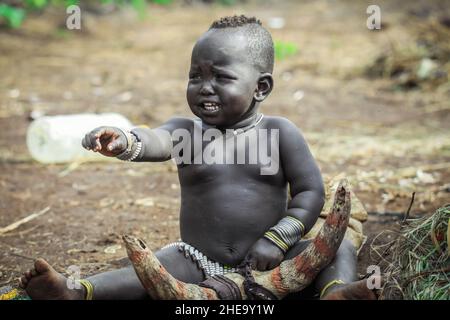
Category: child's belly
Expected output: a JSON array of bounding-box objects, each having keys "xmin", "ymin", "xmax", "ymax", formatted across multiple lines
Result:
[{"xmin": 179, "ymin": 178, "xmax": 288, "ymax": 266}]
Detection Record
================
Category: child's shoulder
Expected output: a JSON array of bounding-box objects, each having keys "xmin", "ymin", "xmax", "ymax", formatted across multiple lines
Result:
[
  {"xmin": 263, "ymin": 115, "xmax": 303, "ymax": 133},
  {"xmin": 263, "ymin": 116, "xmax": 312, "ymax": 154},
  {"xmin": 159, "ymin": 116, "xmax": 197, "ymax": 131},
  {"xmin": 262, "ymin": 115, "xmax": 311, "ymax": 148}
]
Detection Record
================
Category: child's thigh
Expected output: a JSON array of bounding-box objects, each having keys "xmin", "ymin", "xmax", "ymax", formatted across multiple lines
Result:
[
  {"xmin": 155, "ymin": 245, "xmax": 205, "ymax": 284},
  {"xmin": 283, "ymin": 239, "xmax": 313, "ymax": 260}
]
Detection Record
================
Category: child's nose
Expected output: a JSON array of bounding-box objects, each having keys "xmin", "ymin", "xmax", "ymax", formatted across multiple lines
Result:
[{"xmin": 199, "ymin": 81, "xmax": 214, "ymax": 96}]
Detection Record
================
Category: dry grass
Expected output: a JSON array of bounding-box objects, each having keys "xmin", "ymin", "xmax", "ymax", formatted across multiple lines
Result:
[{"xmin": 373, "ymin": 205, "xmax": 450, "ymax": 299}]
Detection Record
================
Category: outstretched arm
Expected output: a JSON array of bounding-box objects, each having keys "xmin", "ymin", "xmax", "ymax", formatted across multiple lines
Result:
[
  {"xmin": 130, "ymin": 117, "xmax": 193, "ymax": 162},
  {"xmin": 82, "ymin": 117, "xmax": 193, "ymax": 162}
]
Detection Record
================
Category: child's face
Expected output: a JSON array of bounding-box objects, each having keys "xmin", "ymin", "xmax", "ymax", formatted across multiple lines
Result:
[{"xmin": 187, "ymin": 30, "xmax": 261, "ymax": 127}]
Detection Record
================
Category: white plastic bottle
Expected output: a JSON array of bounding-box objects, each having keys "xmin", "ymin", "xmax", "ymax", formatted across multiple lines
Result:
[{"xmin": 26, "ymin": 113, "xmax": 134, "ymax": 164}]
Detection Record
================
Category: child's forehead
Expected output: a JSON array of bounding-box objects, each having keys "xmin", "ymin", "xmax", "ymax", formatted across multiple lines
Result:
[
  {"xmin": 191, "ymin": 30, "xmax": 251, "ymax": 65},
  {"xmin": 201, "ymin": 28, "xmax": 247, "ymax": 42}
]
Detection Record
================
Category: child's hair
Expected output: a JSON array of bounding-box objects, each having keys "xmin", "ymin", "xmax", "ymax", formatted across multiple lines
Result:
[{"xmin": 209, "ymin": 15, "xmax": 274, "ymax": 74}]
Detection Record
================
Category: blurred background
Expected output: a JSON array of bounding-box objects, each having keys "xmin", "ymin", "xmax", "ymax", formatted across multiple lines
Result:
[{"xmin": 0, "ymin": 0, "xmax": 449, "ymax": 290}]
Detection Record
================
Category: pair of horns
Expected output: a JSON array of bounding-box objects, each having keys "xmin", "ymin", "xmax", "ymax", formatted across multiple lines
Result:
[{"xmin": 123, "ymin": 180, "xmax": 351, "ymax": 300}]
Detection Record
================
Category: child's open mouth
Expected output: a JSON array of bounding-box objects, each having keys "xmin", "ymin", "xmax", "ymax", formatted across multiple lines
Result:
[{"xmin": 199, "ymin": 102, "xmax": 221, "ymax": 114}]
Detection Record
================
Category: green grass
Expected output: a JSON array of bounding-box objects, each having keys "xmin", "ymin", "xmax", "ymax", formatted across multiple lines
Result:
[{"xmin": 0, "ymin": 0, "xmax": 174, "ymax": 29}]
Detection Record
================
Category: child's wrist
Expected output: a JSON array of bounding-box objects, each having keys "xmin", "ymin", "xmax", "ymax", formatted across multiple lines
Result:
[
  {"xmin": 263, "ymin": 216, "xmax": 305, "ymax": 253},
  {"xmin": 263, "ymin": 231, "xmax": 289, "ymax": 253},
  {"xmin": 116, "ymin": 129, "xmax": 142, "ymax": 161}
]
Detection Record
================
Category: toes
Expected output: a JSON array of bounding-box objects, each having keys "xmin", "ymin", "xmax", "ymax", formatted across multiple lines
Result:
[
  {"xmin": 25, "ymin": 270, "xmax": 32, "ymax": 280},
  {"xmin": 19, "ymin": 276, "xmax": 28, "ymax": 288},
  {"xmin": 30, "ymin": 268, "xmax": 38, "ymax": 277},
  {"xmin": 34, "ymin": 258, "xmax": 53, "ymax": 274}
]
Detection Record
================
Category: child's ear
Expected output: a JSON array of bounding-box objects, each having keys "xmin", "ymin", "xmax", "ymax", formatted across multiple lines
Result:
[{"xmin": 254, "ymin": 73, "xmax": 274, "ymax": 102}]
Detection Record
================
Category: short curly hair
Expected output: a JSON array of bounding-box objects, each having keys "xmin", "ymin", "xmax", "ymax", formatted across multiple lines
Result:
[
  {"xmin": 209, "ymin": 15, "xmax": 274, "ymax": 73},
  {"xmin": 210, "ymin": 15, "xmax": 262, "ymax": 28}
]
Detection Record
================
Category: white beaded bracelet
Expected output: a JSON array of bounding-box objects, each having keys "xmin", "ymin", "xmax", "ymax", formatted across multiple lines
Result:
[
  {"xmin": 128, "ymin": 141, "xmax": 142, "ymax": 161},
  {"xmin": 116, "ymin": 130, "xmax": 142, "ymax": 161}
]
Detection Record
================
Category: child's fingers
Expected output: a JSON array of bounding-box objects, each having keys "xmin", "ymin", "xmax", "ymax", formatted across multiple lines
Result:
[
  {"xmin": 256, "ymin": 260, "xmax": 267, "ymax": 271},
  {"xmin": 88, "ymin": 128, "xmax": 107, "ymax": 151},
  {"xmin": 83, "ymin": 127, "xmax": 120, "ymax": 152},
  {"xmin": 95, "ymin": 137, "xmax": 102, "ymax": 151},
  {"xmin": 82, "ymin": 135, "xmax": 95, "ymax": 151},
  {"xmin": 86, "ymin": 131, "xmax": 100, "ymax": 150},
  {"xmin": 107, "ymin": 142, "xmax": 115, "ymax": 152},
  {"xmin": 19, "ymin": 276, "xmax": 27, "ymax": 288},
  {"xmin": 94, "ymin": 127, "xmax": 117, "ymax": 140},
  {"xmin": 93, "ymin": 127, "xmax": 118, "ymax": 151},
  {"xmin": 107, "ymin": 139, "xmax": 124, "ymax": 152},
  {"xmin": 245, "ymin": 255, "xmax": 257, "ymax": 270},
  {"xmin": 267, "ymin": 261, "xmax": 277, "ymax": 271},
  {"xmin": 81, "ymin": 136, "xmax": 90, "ymax": 150}
]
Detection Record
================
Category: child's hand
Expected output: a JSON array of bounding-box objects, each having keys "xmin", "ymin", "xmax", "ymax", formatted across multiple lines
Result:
[
  {"xmin": 245, "ymin": 238, "xmax": 284, "ymax": 271},
  {"xmin": 82, "ymin": 126, "xmax": 128, "ymax": 157}
]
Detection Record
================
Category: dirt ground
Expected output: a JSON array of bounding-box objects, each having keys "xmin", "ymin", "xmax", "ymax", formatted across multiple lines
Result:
[{"xmin": 0, "ymin": 0, "xmax": 449, "ymax": 294}]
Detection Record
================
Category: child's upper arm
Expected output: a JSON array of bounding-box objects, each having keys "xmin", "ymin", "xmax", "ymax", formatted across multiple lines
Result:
[
  {"xmin": 273, "ymin": 117, "xmax": 324, "ymax": 196},
  {"xmin": 129, "ymin": 117, "xmax": 193, "ymax": 162},
  {"xmin": 156, "ymin": 117, "xmax": 194, "ymax": 134}
]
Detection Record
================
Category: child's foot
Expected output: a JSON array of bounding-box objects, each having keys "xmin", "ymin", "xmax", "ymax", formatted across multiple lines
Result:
[
  {"xmin": 321, "ymin": 278, "xmax": 379, "ymax": 300},
  {"xmin": 18, "ymin": 258, "xmax": 85, "ymax": 300}
]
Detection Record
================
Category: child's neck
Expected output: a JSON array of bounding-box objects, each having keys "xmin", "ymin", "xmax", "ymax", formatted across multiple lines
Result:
[
  {"xmin": 226, "ymin": 112, "xmax": 260, "ymax": 130},
  {"xmin": 202, "ymin": 112, "xmax": 262, "ymax": 134}
]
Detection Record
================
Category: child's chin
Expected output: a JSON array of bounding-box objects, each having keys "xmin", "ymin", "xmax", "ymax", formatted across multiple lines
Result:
[
  {"xmin": 202, "ymin": 118, "xmax": 222, "ymax": 126},
  {"xmin": 196, "ymin": 114, "xmax": 223, "ymax": 126}
]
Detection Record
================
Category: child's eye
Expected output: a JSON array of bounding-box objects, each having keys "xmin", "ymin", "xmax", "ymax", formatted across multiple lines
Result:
[{"xmin": 216, "ymin": 74, "xmax": 234, "ymax": 81}]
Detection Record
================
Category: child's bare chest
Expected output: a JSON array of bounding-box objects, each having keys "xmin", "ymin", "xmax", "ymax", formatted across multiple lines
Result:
[{"xmin": 175, "ymin": 127, "xmax": 283, "ymax": 185}]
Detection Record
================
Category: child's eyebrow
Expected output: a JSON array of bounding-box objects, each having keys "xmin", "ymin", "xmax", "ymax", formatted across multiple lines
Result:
[
  {"xmin": 189, "ymin": 62, "xmax": 239, "ymax": 77},
  {"xmin": 211, "ymin": 65, "xmax": 238, "ymax": 76}
]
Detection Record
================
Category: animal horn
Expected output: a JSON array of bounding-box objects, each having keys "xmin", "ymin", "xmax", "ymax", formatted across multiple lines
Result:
[{"xmin": 123, "ymin": 179, "xmax": 351, "ymax": 300}]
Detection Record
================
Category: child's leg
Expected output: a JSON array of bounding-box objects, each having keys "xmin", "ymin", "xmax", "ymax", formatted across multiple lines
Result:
[
  {"xmin": 312, "ymin": 239, "xmax": 357, "ymax": 296},
  {"xmin": 282, "ymin": 239, "xmax": 375, "ymax": 300},
  {"xmin": 20, "ymin": 244, "xmax": 205, "ymax": 300},
  {"xmin": 86, "ymin": 244, "xmax": 205, "ymax": 299}
]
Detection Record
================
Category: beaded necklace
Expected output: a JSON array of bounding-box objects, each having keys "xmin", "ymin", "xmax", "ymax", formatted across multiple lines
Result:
[{"xmin": 197, "ymin": 113, "xmax": 265, "ymax": 137}]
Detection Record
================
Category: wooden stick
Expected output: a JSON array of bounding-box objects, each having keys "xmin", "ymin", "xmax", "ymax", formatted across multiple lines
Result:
[
  {"xmin": 9, "ymin": 252, "xmax": 36, "ymax": 261},
  {"xmin": 0, "ymin": 207, "xmax": 50, "ymax": 235},
  {"xmin": 402, "ymin": 192, "xmax": 416, "ymax": 223},
  {"xmin": 123, "ymin": 179, "xmax": 351, "ymax": 300}
]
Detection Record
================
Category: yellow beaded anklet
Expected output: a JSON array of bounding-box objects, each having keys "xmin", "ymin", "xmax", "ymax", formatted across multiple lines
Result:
[
  {"xmin": 320, "ymin": 279, "xmax": 345, "ymax": 298},
  {"xmin": 79, "ymin": 279, "xmax": 94, "ymax": 300}
]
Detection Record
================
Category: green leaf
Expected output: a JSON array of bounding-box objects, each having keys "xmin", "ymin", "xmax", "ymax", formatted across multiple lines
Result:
[
  {"xmin": 152, "ymin": 0, "xmax": 172, "ymax": 5},
  {"xmin": 64, "ymin": 0, "xmax": 79, "ymax": 6},
  {"xmin": 25, "ymin": 0, "xmax": 49, "ymax": 9},
  {"xmin": 218, "ymin": 0, "xmax": 237, "ymax": 6},
  {"xmin": 274, "ymin": 40, "xmax": 298, "ymax": 60},
  {"xmin": 49, "ymin": 0, "xmax": 79, "ymax": 7},
  {"xmin": 0, "ymin": 4, "xmax": 26, "ymax": 29},
  {"xmin": 131, "ymin": 0, "xmax": 147, "ymax": 19}
]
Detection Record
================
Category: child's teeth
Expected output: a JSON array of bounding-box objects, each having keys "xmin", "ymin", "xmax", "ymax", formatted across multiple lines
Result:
[{"xmin": 203, "ymin": 103, "xmax": 219, "ymax": 111}]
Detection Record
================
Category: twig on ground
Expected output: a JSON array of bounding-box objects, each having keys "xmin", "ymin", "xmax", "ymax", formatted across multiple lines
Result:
[
  {"xmin": 0, "ymin": 207, "xmax": 50, "ymax": 236},
  {"xmin": 402, "ymin": 192, "xmax": 416, "ymax": 223},
  {"xmin": 8, "ymin": 253, "xmax": 36, "ymax": 261}
]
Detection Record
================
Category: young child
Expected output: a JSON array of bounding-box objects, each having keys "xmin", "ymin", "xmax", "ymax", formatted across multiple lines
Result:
[{"xmin": 19, "ymin": 15, "xmax": 376, "ymax": 300}]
